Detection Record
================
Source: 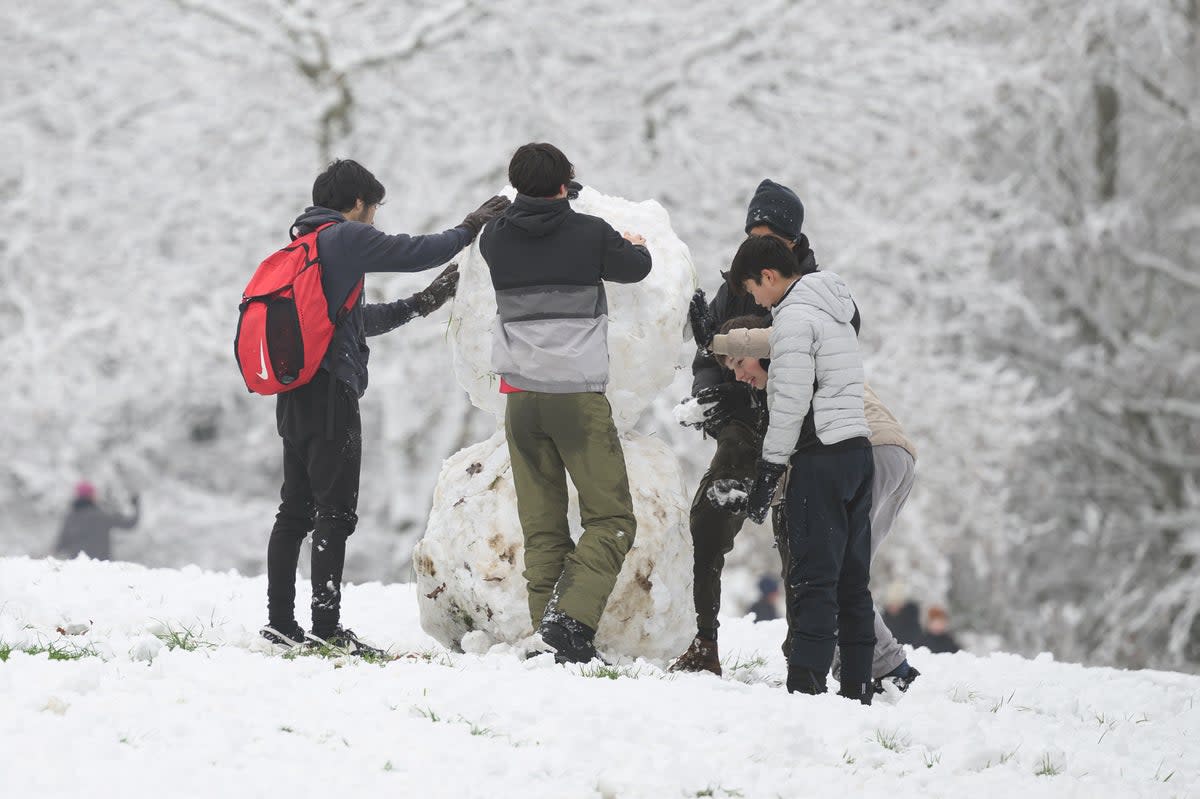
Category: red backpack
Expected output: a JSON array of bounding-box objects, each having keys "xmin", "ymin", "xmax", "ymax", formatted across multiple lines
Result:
[{"xmin": 235, "ymin": 222, "xmax": 363, "ymax": 395}]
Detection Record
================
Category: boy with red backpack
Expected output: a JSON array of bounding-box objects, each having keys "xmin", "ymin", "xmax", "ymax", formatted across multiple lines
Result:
[{"xmin": 241, "ymin": 159, "xmax": 508, "ymax": 655}]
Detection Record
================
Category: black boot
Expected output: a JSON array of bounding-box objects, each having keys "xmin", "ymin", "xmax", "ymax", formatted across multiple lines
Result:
[
  {"xmin": 786, "ymin": 664, "xmax": 827, "ymax": 695},
  {"xmin": 839, "ymin": 679, "xmax": 874, "ymax": 706},
  {"xmin": 538, "ymin": 610, "xmax": 598, "ymax": 664}
]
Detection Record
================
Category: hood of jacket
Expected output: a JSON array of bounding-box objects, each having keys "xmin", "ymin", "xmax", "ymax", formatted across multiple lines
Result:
[
  {"xmin": 494, "ymin": 195, "xmax": 572, "ymax": 238},
  {"xmin": 779, "ymin": 271, "xmax": 857, "ymax": 323},
  {"xmin": 291, "ymin": 206, "xmax": 346, "ymax": 238}
]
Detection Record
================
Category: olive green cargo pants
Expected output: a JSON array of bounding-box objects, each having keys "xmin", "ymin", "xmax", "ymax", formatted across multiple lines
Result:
[{"xmin": 505, "ymin": 391, "xmax": 637, "ymax": 631}]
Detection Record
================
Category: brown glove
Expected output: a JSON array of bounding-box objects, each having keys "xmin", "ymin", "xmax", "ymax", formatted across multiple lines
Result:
[
  {"xmin": 409, "ymin": 263, "xmax": 460, "ymax": 316},
  {"xmin": 460, "ymin": 195, "xmax": 511, "ymax": 239}
]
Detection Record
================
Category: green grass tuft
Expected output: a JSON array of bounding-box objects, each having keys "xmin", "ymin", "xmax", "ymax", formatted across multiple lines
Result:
[
  {"xmin": 577, "ymin": 662, "xmax": 643, "ymax": 680},
  {"xmin": 1034, "ymin": 753, "xmax": 1061, "ymax": 776},
  {"xmin": 153, "ymin": 623, "xmax": 216, "ymax": 652},
  {"xmin": 873, "ymin": 728, "xmax": 909, "ymax": 753},
  {"xmin": 1, "ymin": 639, "xmax": 100, "ymax": 661}
]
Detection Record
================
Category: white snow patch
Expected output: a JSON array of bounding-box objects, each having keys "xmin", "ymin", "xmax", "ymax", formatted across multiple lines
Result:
[
  {"xmin": 705, "ymin": 482, "xmax": 748, "ymax": 509},
  {"xmin": 2, "ymin": 556, "xmax": 1199, "ymax": 798}
]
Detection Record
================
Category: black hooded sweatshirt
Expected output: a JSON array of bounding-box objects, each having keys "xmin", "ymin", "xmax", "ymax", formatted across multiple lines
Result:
[{"xmin": 290, "ymin": 207, "xmax": 472, "ymax": 397}]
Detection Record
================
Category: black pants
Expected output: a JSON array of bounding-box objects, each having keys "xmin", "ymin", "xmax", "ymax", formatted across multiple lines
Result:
[
  {"xmin": 688, "ymin": 421, "xmax": 762, "ymax": 640},
  {"xmin": 779, "ymin": 443, "xmax": 875, "ymax": 687},
  {"xmin": 266, "ymin": 370, "xmax": 361, "ymax": 635}
]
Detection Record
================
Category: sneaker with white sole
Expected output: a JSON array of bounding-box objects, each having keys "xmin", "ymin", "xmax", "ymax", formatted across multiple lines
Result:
[
  {"xmin": 260, "ymin": 623, "xmax": 307, "ymax": 649},
  {"xmin": 305, "ymin": 626, "xmax": 388, "ymax": 659}
]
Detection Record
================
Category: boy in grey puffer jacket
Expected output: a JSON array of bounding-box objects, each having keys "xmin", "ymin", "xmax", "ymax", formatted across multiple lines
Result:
[
  {"xmin": 726, "ymin": 234, "xmax": 876, "ymax": 704},
  {"xmin": 714, "ymin": 325, "xmax": 921, "ymax": 692}
]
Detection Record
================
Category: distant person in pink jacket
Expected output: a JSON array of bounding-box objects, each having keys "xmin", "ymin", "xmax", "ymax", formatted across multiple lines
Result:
[{"xmin": 54, "ymin": 481, "xmax": 140, "ymax": 561}]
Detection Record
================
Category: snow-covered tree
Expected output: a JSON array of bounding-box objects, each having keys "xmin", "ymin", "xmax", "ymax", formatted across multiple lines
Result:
[{"xmin": 968, "ymin": 0, "xmax": 1200, "ymax": 669}]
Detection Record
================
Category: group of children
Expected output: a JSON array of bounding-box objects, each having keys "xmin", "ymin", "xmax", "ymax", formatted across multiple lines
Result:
[
  {"xmin": 672, "ymin": 181, "xmax": 921, "ymax": 703},
  {"xmin": 255, "ymin": 145, "xmax": 920, "ymax": 704}
]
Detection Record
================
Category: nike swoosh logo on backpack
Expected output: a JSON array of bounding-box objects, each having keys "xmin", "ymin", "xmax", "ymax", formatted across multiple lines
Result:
[{"xmin": 257, "ymin": 338, "xmax": 269, "ymax": 380}]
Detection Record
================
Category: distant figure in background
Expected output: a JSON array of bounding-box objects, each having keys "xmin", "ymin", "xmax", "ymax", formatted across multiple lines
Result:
[
  {"xmin": 747, "ymin": 576, "xmax": 780, "ymax": 622},
  {"xmin": 919, "ymin": 605, "xmax": 962, "ymax": 653},
  {"xmin": 54, "ymin": 481, "xmax": 139, "ymax": 561},
  {"xmin": 881, "ymin": 593, "xmax": 923, "ymax": 646}
]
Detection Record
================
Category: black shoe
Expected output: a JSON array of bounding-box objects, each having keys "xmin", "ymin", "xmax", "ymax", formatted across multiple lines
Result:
[
  {"xmin": 875, "ymin": 665, "xmax": 920, "ymax": 695},
  {"xmin": 538, "ymin": 611, "xmax": 598, "ymax": 665},
  {"xmin": 260, "ymin": 623, "xmax": 307, "ymax": 649},
  {"xmin": 306, "ymin": 626, "xmax": 388, "ymax": 659},
  {"xmin": 786, "ymin": 665, "xmax": 827, "ymax": 695}
]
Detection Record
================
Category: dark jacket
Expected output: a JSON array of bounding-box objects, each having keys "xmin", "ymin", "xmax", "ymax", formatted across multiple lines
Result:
[
  {"xmin": 748, "ymin": 597, "xmax": 779, "ymax": 622},
  {"xmin": 54, "ymin": 498, "xmax": 139, "ymax": 561},
  {"xmin": 480, "ymin": 195, "xmax": 651, "ymax": 393},
  {"xmin": 290, "ymin": 207, "xmax": 473, "ymax": 397},
  {"xmin": 882, "ymin": 601, "xmax": 923, "ymax": 645},
  {"xmin": 920, "ymin": 631, "xmax": 962, "ymax": 654},
  {"xmin": 690, "ymin": 281, "xmax": 770, "ymax": 431}
]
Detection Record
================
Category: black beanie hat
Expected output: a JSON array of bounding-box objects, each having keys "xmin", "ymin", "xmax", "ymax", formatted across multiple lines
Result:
[{"xmin": 744, "ymin": 179, "xmax": 804, "ymax": 240}]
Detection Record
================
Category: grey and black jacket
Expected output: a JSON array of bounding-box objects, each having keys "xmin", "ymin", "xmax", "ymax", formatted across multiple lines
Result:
[
  {"xmin": 480, "ymin": 195, "xmax": 651, "ymax": 393},
  {"xmin": 763, "ymin": 271, "xmax": 870, "ymax": 464},
  {"xmin": 290, "ymin": 206, "xmax": 473, "ymax": 398}
]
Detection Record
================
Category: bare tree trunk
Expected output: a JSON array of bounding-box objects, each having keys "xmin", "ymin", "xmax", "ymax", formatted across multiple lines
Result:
[{"xmin": 1094, "ymin": 83, "xmax": 1119, "ymax": 202}]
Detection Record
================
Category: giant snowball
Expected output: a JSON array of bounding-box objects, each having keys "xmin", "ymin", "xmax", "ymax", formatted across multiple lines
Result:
[{"xmin": 414, "ymin": 187, "xmax": 697, "ymax": 662}]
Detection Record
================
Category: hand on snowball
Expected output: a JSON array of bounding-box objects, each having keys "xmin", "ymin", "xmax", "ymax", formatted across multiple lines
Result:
[
  {"xmin": 691, "ymin": 382, "xmax": 744, "ymax": 436},
  {"xmin": 745, "ymin": 459, "xmax": 786, "ymax": 524}
]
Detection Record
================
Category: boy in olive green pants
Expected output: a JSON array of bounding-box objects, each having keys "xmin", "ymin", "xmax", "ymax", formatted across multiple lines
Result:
[
  {"xmin": 506, "ymin": 392, "xmax": 636, "ymax": 635},
  {"xmin": 479, "ymin": 142, "xmax": 653, "ymax": 663}
]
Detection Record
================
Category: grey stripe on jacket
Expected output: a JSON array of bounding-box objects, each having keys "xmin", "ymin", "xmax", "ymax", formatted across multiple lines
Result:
[
  {"xmin": 762, "ymin": 271, "xmax": 870, "ymax": 464},
  {"xmin": 492, "ymin": 284, "xmax": 611, "ymax": 393}
]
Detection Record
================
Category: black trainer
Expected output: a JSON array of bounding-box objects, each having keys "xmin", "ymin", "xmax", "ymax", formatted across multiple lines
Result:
[
  {"xmin": 538, "ymin": 611, "xmax": 598, "ymax": 665},
  {"xmin": 306, "ymin": 627, "xmax": 388, "ymax": 659},
  {"xmin": 260, "ymin": 622, "xmax": 307, "ymax": 649}
]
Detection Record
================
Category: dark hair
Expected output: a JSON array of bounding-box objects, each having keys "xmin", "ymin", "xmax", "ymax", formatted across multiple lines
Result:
[
  {"xmin": 717, "ymin": 314, "xmax": 771, "ymax": 370},
  {"xmin": 508, "ymin": 142, "xmax": 575, "ymax": 198},
  {"xmin": 726, "ymin": 234, "xmax": 811, "ymax": 295},
  {"xmin": 312, "ymin": 159, "xmax": 385, "ymax": 212},
  {"xmin": 720, "ymin": 314, "xmax": 770, "ymax": 335}
]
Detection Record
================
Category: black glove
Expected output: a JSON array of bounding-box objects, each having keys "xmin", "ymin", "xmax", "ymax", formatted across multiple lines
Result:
[
  {"xmin": 460, "ymin": 195, "xmax": 511, "ymax": 240},
  {"xmin": 688, "ymin": 289, "xmax": 716, "ymax": 352},
  {"xmin": 746, "ymin": 459, "xmax": 786, "ymax": 524},
  {"xmin": 692, "ymin": 382, "xmax": 745, "ymax": 436},
  {"xmin": 566, "ymin": 180, "xmax": 583, "ymax": 200},
  {"xmin": 705, "ymin": 478, "xmax": 752, "ymax": 515},
  {"xmin": 408, "ymin": 263, "xmax": 459, "ymax": 316}
]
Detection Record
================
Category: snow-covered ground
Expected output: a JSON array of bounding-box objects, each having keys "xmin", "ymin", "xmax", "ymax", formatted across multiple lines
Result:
[{"xmin": 2, "ymin": 556, "xmax": 1196, "ymax": 799}]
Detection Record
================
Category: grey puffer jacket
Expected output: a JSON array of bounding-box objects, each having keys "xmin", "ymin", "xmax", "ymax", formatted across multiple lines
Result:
[
  {"xmin": 712, "ymin": 328, "xmax": 915, "ymax": 459},
  {"xmin": 762, "ymin": 271, "xmax": 870, "ymax": 464}
]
